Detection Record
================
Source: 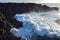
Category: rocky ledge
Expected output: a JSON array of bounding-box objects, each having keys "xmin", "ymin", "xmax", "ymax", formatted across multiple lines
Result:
[{"xmin": 0, "ymin": 3, "xmax": 58, "ymax": 29}]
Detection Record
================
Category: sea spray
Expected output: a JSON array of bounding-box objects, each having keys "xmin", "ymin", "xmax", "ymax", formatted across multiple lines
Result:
[{"xmin": 10, "ymin": 9, "xmax": 60, "ymax": 40}]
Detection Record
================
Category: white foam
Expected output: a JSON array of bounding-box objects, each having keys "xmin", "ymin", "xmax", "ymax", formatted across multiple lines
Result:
[
  {"xmin": 10, "ymin": 28, "xmax": 19, "ymax": 35},
  {"xmin": 9, "ymin": 11, "xmax": 60, "ymax": 40}
]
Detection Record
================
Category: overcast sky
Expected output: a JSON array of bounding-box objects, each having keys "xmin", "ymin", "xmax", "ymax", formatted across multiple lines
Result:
[{"xmin": 0, "ymin": 0, "xmax": 60, "ymax": 3}]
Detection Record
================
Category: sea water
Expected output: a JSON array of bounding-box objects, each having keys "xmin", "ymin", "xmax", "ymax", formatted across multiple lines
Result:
[{"xmin": 10, "ymin": 4, "xmax": 60, "ymax": 40}]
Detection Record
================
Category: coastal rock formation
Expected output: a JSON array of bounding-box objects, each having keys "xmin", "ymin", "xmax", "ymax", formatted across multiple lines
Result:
[
  {"xmin": 0, "ymin": 3, "xmax": 59, "ymax": 40},
  {"xmin": 32, "ymin": 5, "xmax": 58, "ymax": 11},
  {"xmin": 0, "ymin": 3, "xmax": 59, "ymax": 15},
  {"xmin": 10, "ymin": 19, "xmax": 23, "ymax": 28},
  {"xmin": 0, "ymin": 3, "xmax": 58, "ymax": 28},
  {"xmin": 0, "ymin": 3, "xmax": 58, "ymax": 14},
  {"xmin": 0, "ymin": 16, "xmax": 22, "ymax": 40}
]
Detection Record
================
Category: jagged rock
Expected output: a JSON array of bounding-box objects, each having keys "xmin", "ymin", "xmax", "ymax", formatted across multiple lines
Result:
[
  {"xmin": 0, "ymin": 31, "xmax": 22, "ymax": 40},
  {"xmin": 9, "ymin": 19, "xmax": 23, "ymax": 28},
  {"xmin": 32, "ymin": 4, "xmax": 58, "ymax": 11},
  {"xmin": 0, "ymin": 3, "xmax": 58, "ymax": 29},
  {"xmin": 0, "ymin": 20, "xmax": 23, "ymax": 40},
  {"xmin": 0, "ymin": 20, "xmax": 6, "ymax": 36},
  {"xmin": 0, "ymin": 20, "xmax": 4, "ymax": 28},
  {"xmin": 0, "ymin": 3, "xmax": 58, "ymax": 14},
  {"xmin": 0, "ymin": 13, "xmax": 22, "ymax": 40}
]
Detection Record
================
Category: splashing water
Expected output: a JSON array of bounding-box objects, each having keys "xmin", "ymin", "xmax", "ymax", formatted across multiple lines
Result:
[{"xmin": 10, "ymin": 4, "xmax": 60, "ymax": 40}]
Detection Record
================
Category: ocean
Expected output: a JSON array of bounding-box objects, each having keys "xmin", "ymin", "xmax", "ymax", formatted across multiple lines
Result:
[{"xmin": 10, "ymin": 3, "xmax": 60, "ymax": 40}]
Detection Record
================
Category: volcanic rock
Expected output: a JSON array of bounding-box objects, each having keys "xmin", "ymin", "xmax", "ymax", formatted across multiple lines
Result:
[{"xmin": 0, "ymin": 3, "xmax": 58, "ymax": 29}]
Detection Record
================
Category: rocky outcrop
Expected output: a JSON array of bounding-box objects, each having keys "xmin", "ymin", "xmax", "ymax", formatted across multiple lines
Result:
[
  {"xmin": 0, "ymin": 3, "xmax": 58, "ymax": 14},
  {"xmin": 0, "ymin": 12, "xmax": 23, "ymax": 40},
  {"xmin": 0, "ymin": 3, "xmax": 58, "ymax": 27},
  {"xmin": 32, "ymin": 5, "xmax": 58, "ymax": 11},
  {"xmin": 0, "ymin": 3, "xmax": 59, "ymax": 14},
  {"xmin": 10, "ymin": 19, "xmax": 23, "ymax": 28},
  {"xmin": 0, "ymin": 30, "xmax": 22, "ymax": 40},
  {"xmin": 0, "ymin": 20, "xmax": 23, "ymax": 40}
]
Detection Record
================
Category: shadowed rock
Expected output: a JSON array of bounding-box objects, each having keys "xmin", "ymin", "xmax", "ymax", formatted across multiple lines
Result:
[
  {"xmin": 0, "ymin": 3, "xmax": 58, "ymax": 19},
  {"xmin": 32, "ymin": 4, "xmax": 58, "ymax": 12},
  {"xmin": 0, "ymin": 3, "xmax": 58, "ymax": 26},
  {"xmin": 55, "ymin": 19, "xmax": 60, "ymax": 25},
  {"xmin": 10, "ymin": 19, "xmax": 23, "ymax": 28},
  {"xmin": 1, "ymin": 31, "xmax": 22, "ymax": 40},
  {"xmin": 0, "ymin": 20, "xmax": 23, "ymax": 40},
  {"xmin": 0, "ymin": 3, "xmax": 59, "ymax": 13}
]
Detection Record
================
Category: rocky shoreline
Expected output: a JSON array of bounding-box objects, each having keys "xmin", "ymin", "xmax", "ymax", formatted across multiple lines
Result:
[{"xmin": 0, "ymin": 3, "xmax": 59, "ymax": 40}]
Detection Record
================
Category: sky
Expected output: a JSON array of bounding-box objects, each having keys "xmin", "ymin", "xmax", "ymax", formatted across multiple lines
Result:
[{"xmin": 0, "ymin": 0, "xmax": 60, "ymax": 3}]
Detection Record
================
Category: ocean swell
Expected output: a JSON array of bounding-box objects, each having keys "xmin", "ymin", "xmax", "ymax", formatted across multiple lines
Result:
[{"xmin": 10, "ymin": 11, "xmax": 60, "ymax": 40}]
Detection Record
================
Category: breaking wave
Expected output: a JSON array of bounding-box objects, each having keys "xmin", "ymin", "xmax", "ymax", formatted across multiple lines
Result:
[
  {"xmin": 10, "ymin": 4, "xmax": 60, "ymax": 40},
  {"xmin": 10, "ymin": 11, "xmax": 60, "ymax": 40}
]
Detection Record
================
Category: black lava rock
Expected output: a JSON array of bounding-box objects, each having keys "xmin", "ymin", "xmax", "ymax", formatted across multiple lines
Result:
[{"xmin": 10, "ymin": 19, "xmax": 23, "ymax": 28}]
